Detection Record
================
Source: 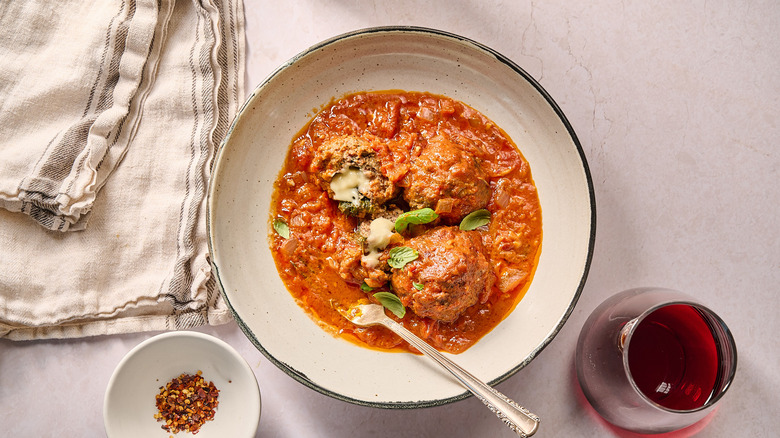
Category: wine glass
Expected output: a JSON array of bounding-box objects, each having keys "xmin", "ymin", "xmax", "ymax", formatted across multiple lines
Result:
[{"xmin": 575, "ymin": 287, "xmax": 737, "ymax": 434}]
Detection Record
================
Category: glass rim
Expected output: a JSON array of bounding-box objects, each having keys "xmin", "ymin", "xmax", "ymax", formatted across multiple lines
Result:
[{"xmin": 620, "ymin": 300, "xmax": 738, "ymax": 414}]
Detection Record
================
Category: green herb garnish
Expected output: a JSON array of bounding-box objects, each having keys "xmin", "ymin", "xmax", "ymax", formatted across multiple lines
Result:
[
  {"xmin": 388, "ymin": 246, "xmax": 419, "ymax": 269},
  {"xmin": 360, "ymin": 282, "xmax": 374, "ymax": 292},
  {"xmin": 373, "ymin": 291, "xmax": 406, "ymax": 318},
  {"xmin": 394, "ymin": 208, "xmax": 438, "ymax": 233},
  {"xmin": 338, "ymin": 198, "xmax": 374, "ymax": 217},
  {"xmin": 273, "ymin": 218, "xmax": 290, "ymax": 238},
  {"xmin": 459, "ymin": 209, "xmax": 491, "ymax": 231},
  {"xmin": 413, "ymin": 282, "xmax": 424, "ymax": 290}
]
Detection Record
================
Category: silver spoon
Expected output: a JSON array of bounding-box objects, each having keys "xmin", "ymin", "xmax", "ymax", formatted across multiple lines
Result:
[{"xmin": 339, "ymin": 303, "xmax": 540, "ymax": 437}]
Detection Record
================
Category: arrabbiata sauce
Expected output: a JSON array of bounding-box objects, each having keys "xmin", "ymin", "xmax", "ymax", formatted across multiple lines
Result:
[{"xmin": 269, "ymin": 91, "xmax": 542, "ymax": 354}]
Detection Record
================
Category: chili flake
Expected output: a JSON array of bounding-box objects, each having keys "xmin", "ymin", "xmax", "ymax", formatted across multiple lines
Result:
[{"xmin": 154, "ymin": 371, "xmax": 219, "ymax": 434}]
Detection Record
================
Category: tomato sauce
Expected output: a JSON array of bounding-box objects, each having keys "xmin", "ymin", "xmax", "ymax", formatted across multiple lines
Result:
[{"xmin": 269, "ymin": 91, "xmax": 542, "ymax": 354}]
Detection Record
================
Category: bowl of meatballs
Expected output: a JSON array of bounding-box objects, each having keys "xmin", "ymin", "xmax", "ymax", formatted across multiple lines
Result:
[{"xmin": 207, "ymin": 27, "xmax": 595, "ymax": 407}]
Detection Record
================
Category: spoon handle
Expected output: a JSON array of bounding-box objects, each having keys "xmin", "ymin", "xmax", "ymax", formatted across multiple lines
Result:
[{"xmin": 383, "ymin": 318, "xmax": 540, "ymax": 437}]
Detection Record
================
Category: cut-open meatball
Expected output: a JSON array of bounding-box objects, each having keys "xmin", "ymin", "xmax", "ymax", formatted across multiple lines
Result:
[
  {"xmin": 391, "ymin": 226, "xmax": 495, "ymax": 322},
  {"xmin": 403, "ymin": 134, "xmax": 490, "ymax": 222},
  {"xmin": 310, "ymin": 135, "xmax": 399, "ymax": 217}
]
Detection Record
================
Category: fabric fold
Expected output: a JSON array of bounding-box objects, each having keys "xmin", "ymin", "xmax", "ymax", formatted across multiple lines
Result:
[
  {"xmin": 0, "ymin": 0, "xmax": 246, "ymax": 340},
  {"xmin": 0, "ymin": 0, "xmax": 170, "ymax": 231}
]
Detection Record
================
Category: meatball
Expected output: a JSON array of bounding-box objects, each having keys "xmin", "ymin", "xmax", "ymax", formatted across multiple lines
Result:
[
  {"xmin": 310, "ymin": 135, "xmax": 399, "ymax": 216},
  {"xmin": 403, "ymin": 134, "xmax": 490, "ymax": 222},
  {"xmin": 391, "ymin": 226, "xmax": 495, "ymax": 322}
]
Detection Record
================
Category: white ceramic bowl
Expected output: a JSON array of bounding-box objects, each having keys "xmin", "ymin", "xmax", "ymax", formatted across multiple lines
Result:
[
  {"xmin": 208, "ymin": 26, "xmax": 595, "ymax": 408},
  {"xmin": 103, "ymin": 331, "xmax": 261, "ymax": 437}
]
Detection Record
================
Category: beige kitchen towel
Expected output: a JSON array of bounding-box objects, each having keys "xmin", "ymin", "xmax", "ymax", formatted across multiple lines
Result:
[{"xmin": 0, "ymin": 0, "xmax": 245, "ymax": 339}]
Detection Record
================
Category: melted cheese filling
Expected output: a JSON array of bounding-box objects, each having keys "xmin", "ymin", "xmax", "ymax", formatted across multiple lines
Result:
[
  {"xmin": 330, "ymin": 167, "xmax": 368, "ymax": 205},
  {"xmin": 361, "ymin": 217, "xmax": 395, "ymax": 268}
]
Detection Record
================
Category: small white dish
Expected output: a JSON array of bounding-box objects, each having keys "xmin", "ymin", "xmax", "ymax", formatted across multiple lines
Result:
[{"xmin": 103, "ymin": 331, "xmax": 261, "ymax": 437}]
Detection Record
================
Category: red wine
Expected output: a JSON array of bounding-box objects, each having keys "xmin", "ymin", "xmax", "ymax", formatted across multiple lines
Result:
[{"xmin": 627, "ymin": 304, "xmax": 719, "ymax": 410}]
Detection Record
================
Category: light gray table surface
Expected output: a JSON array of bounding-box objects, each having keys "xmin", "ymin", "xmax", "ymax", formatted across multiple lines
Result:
[{"xmin": 2, "ymin": 1, "xmax": 778, "ymax": 436}]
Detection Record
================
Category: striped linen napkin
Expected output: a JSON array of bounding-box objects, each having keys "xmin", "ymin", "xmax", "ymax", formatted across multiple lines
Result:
[{"xmin": 0, "ymin": 0, "xmax": 245, "ymax": 339}]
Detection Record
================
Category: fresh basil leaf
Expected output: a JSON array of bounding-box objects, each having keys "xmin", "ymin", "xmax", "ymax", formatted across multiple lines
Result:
[
  {"xmin": 388, "ymin": 246, "xmax": 419, "ymax": 269},
  {"xmin": 395, "ymin": 208, "xmax": 438, "ymax": 233},
  {"xmin": 373, "ymin": 292, "xmax": 406, "ymax": 318},
  {"xmin": 360, "ymin": 281, "xmax": 374, "ymax": 292},
  {"xmin": 273, "ymin": 218, "xmax": 290, "ymax": 238},
  {"xmin": 413, "ymin": 282, "xmax": 424, "ymax": 290},
  {"xmin": 459, "ymin": 209, "xmax": 491, "ymax": 231}
]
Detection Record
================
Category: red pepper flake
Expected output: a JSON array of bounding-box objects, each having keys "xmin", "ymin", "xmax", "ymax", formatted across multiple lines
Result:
[{"xmin": 154, "ymin": 371, "xmax": 219, "ymax": 434}]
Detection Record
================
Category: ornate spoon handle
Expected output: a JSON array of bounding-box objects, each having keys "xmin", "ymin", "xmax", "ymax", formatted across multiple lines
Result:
[{"xmin": 384, "ymin": 318, "xmax": 540, "ymax": 437}]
